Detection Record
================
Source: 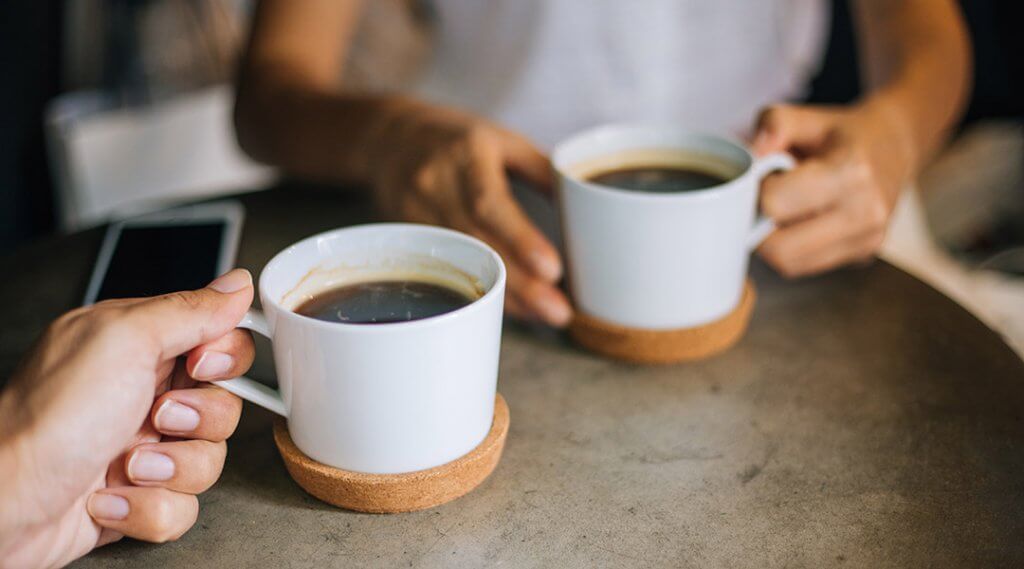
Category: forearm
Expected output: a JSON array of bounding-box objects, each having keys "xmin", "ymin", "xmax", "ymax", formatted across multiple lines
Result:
[
  {"xmin": 853, "ymin": 0, "xmax": 971, "ymax": 169},
  {"xmin": 234, "ymin": 73, "xmax": 423, "ymax": 187}
]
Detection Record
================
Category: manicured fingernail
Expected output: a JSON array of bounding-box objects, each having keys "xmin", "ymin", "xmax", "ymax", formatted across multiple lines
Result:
[
  {"xmin": 531, "ymin": 251, "xmax": 562, "ymax": 282},
  {"xmin": 154, "ymin": 400, "xmax": 200, "ymax": 433},
  {"xmin": 128, "ymin": 451, "xmax": 175, "ymax": 482},
  {"xmin": 88, "ymin": 493, "xmax": 130, "ymax": 521},
  {"xmin": 539, "ymin": 296, "xmax": 572, "ymax": 327},
  {"xmin": 192, "ymin": 351, "xmax": 234, "ymax": 380},
  {"xmin": 209, "ymin": 269, "xmax": 251, "ymax": 293}
]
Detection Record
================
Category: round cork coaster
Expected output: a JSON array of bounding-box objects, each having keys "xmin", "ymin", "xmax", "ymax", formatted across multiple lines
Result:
[
  {"xmin": 273, "ymin": 394, "xmax": 509, "ymax": 513},
  {"xmin": 569, "ymin": 280, "xmax": 756, "ymax": 364}
]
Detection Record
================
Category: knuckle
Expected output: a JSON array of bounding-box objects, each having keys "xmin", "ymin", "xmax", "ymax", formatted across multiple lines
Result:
[
  {"xmin": 845, "ymin": 155, "xmax": 875, "ymax": 188},
  {"xmin": 148, "ymin": 495, "xmax": 181, "ymax": 542},
  {"xmin": 163, "ymin": 290, "xmax": 205, "ymax": 312},
  {"xmin": 47, "ymin": 307, "xmax": 89, "ymax": 338},
  {"xmin": 412, "ymin": 165, "xmax": 434, "ymax": 190},
  {"xmin": 760, "ymin": 105, "xmax": 783, "ymax": 124},
  {"xmin": 89, "ymin": 310, "xmax": 136, "ymax": 344},
  {"xmin": 864, "ymin": 198, "xmax": 889, "ymax": 230},
  {"xmin": 864, "ymin": 230, "xmax": 886, "ymax": 254},
  {"xmin": 463, "ymin": 123, "xmax": 493, "ymax": 149},
  {"xmin": 469, "ymin": 190, "xmax": 498, "ymax": 220},
  {"xmin": 150, "ymin": 493, "xmax": 197, "ymax": 543}
]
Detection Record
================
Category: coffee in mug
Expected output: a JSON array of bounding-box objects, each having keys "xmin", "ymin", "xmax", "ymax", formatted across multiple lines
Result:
[
  {"xmin": 295, "ymin": 279, "xmax": 479, "ymax": 324},
  {"xmin": 579, "ymin": 149, "xmax": 742, "ymax": 194}
]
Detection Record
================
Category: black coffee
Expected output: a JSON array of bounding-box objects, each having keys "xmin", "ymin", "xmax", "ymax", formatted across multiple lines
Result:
[
  {"xmin": 295, "ymin": 280, "xmax": 475, "ymax": 324},
  {"xmin": 586, "ymin": 165, "xmax": 729, "ymax": 193}
]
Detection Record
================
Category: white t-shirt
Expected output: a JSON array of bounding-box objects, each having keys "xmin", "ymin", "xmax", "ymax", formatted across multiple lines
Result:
[{"xmin": 410, "ymin": 0, "xmax": 829, "ymax": 148}]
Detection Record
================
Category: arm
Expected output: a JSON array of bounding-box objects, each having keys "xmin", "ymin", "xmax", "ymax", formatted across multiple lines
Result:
[
  {"xmin": 234, "ymin": 0, "xmax": 570, "ymax": 326},
  {"xmin": 852, "ymin": 0, "xmax": 972, "ymax": 169},
  {"xmin": 234, "ymin": 0, "xmax": 380, "ymax": 184},
  {"xmin": 752, "ymin": 0, "xmax": 971, "ymax": 277}
]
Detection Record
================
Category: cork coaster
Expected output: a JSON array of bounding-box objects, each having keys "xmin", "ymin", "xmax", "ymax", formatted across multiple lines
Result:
[
  {"xmin": 273, "ymin": 394, "xmax": 509, "ymax": 513},
  {"xmin": 569, "ymin": 280, "xmax": 756, "ymax": 364}
]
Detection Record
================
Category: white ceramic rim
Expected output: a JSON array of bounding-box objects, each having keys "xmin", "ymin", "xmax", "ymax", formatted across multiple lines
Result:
[{"xmin": 257, "ymin": 223, "xmax": 507, "ymax": 334}]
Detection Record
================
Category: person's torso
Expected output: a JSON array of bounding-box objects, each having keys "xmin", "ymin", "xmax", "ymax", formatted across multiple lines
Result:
[{"xmin": 351, "ymin": 0, "xmax": 829, "ymax": 148}]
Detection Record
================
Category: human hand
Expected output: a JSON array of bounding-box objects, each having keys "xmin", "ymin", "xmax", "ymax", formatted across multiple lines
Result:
[
  {"xmin": 370, "ymin": 101, "xmax": 572, "ymax": 327},
  {"xmin": 752, "ymin": 100, "xmax": 917, "ymax": 277},
  {"xmin": 0, "ymin": 269, "xmax": 256, "ymax": 569}
]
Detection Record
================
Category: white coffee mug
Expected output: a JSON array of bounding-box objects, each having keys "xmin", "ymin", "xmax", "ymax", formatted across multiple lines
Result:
[
  {"xmin": 553, "ymin": 123, "xmax": 794, "ymax": 330},
  {"xmin": 214, "ymin": 224, "xmax": 506, "ymax": 474}
]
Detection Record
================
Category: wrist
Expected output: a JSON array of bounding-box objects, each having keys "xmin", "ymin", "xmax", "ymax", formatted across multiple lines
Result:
[
  {"xmin": 360, "ymin": 96, "xmax": 437, "ymax": 185},
  {"xmin": 855, "ymin": 93, "xmax": 921, "ymax": 173}
]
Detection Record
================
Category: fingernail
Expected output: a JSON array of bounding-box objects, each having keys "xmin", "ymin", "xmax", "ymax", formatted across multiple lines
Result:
[
  {"xmin": 192, "ymin": 351, "xmax": 234, "ymax": 380},
  {"xmin": 128, "ymin": 451, "xmax": 175, "ymax": 482},
  {"xmin": 154, "ymin": 400, "xmax": 200, "ymax": 433},
  {"xmin": 209, "ymin": 269, "xmax": 252, "ymax": 293},
  {"xmin": 88, "ymin": 493, "xmax": 130, "ymax": 521},
  {"xmin": 531, "ymin": 251, "xmax": 562, "ymax": 282},
  {"xmin": 539, "ymin": 296, "xmax": 573, "ymax": 327}
]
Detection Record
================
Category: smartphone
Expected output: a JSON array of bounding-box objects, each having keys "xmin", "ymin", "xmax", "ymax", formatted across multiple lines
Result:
[{"xmin": 83, "ymin": 201, "xmax": 245, "ymax": 304}]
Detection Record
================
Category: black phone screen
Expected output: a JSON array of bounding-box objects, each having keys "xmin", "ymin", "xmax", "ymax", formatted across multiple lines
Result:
[{"xmin": 94, "ymin": 223, "xmax": 226, "ymax": 301}]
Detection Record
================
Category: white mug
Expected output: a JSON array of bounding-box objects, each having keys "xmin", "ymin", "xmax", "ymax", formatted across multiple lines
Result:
[
  {"xmin": 215, "ymin": 224, "xmax": 506, "ymax": 474},
  {"xmin": 553, "ymin": 123, "xmax": 794, "ymax": 330}
]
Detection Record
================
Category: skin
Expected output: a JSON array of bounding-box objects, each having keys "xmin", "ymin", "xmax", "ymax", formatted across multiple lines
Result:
[
  {"xmin": 753, "ymin": 0, "xmax": 971, "ymax": 277},
  {"xmin": 235, "ymin": 0, "xmax": 970, "ymax": 322},
  {"xmin": 0, "ymin": 270, "xmax": 257, "ymax": 569}
]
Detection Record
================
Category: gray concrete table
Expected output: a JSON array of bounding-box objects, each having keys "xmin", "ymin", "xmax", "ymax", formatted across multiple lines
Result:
[{"xmin": 3, "ymin": 186, "xmax": 1024, "ymax": 568}]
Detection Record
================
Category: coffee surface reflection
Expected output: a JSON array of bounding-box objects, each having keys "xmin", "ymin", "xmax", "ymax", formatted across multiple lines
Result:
[
  {"xmin": 295, "ymin": 280, "xmax": 475, "ymax": 324},
  {"xmin": 586, "ymin": 165, "xmax": 730, "ymax": 193}
]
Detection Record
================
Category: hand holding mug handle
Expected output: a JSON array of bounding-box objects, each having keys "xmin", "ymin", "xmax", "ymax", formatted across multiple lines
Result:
[
  {"xmin": 211, "ymin": 310, "xmax": 289, "ymax": 417},
  {"xmin": 747, "ymin": 152, "xmax": 796, "ymax": 250}
]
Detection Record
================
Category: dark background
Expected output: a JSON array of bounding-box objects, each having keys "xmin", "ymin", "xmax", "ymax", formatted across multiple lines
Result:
[{"xmin": 2, "ymin": 0, "xmax": 1022, "ymax": 253}]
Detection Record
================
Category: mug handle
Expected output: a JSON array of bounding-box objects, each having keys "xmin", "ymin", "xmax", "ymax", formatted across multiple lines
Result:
[
  {"xmin": 211, "ymin": 310, "xmax": 288, "ymax": 417},
  {"xmin": 746, "ymin": 152, "xmax": 797, "ymax": 251}
]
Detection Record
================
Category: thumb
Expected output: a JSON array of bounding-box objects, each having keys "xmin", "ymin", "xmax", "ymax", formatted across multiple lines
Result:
[
  {"xmin": 752, "ymin": 104, "xmax": 834, "ymax": 156},
  {"xmin": 127, "ymin": 269, "xmax": 254, "ymax": 360}
]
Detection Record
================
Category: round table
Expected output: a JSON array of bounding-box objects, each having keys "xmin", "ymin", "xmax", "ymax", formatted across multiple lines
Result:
[{"xmin": 3, "ymin": 186, "xmax": 1023, "ymax": 568}]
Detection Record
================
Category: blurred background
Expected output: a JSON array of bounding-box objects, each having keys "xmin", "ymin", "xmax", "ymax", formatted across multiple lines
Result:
[{"xmin": 1, "ymin": 0, "xmax": 1022, "ymax": 348}]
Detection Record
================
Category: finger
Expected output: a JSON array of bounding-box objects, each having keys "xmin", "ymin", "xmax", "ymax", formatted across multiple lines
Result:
[
  {"xmin": 760, "ymin": 159, "xmax": 844, "ymax": 223},
  {"xmin": 753, "ymin": 104, "xmax": 835, "ymax": 156},
  {"xmin": 758, "ymin": 208, "xmax": 867, "ymax": 278},
  {"xmin": 496, "ymin": 127, "xmax": 554, "ymax": 194},
  {"xmin": 398, "ymin": 192, "xmax": 445, "ymax": 226},
  {"xmin": 452, "ymin": 224, "xmax": 570, "ymax": 326},
  {"xmin": 87, "ymin": 487, "xmax": 198, "ymax": 543},
  {"xmin": 784, "ymin": 230, "xmax": 885, "ymax": 277},
  {"xmin": 125, "ymin": 269, "xmax": 255, "ymax": 360},
  {"xmin": 106, "ymin": 421, "xmax": 162, "ymax": 489},
  {"xmin": 503, "ymin": 258, "xmax": 572, "ymax": 327},
  {"xmin": 185, "ymin": 328, "xmax": 256, "ymax": 381},
  {"xmin": 503, "ymin": 292, "xmax": 531, "ymax": 322},
  {"xmin": 152, "ymin": 386, "xmax": 242, "ymax": 441},
  {"xmin": 125, "ymin": 439, "xmax": 227, "ymax": 494},
  {"xmin": 463, "ymin": 148, "xmax": 563, "ymax": 283}
]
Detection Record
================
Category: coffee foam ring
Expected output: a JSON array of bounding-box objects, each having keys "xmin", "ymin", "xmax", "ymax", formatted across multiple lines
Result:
[
  {"xmin": 273, "ymin": 394, "xmax": 509, "ymax": 513},
  {"xmin": 569, "ymin": 280, "xmax": 756, "ymax": 364}
]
